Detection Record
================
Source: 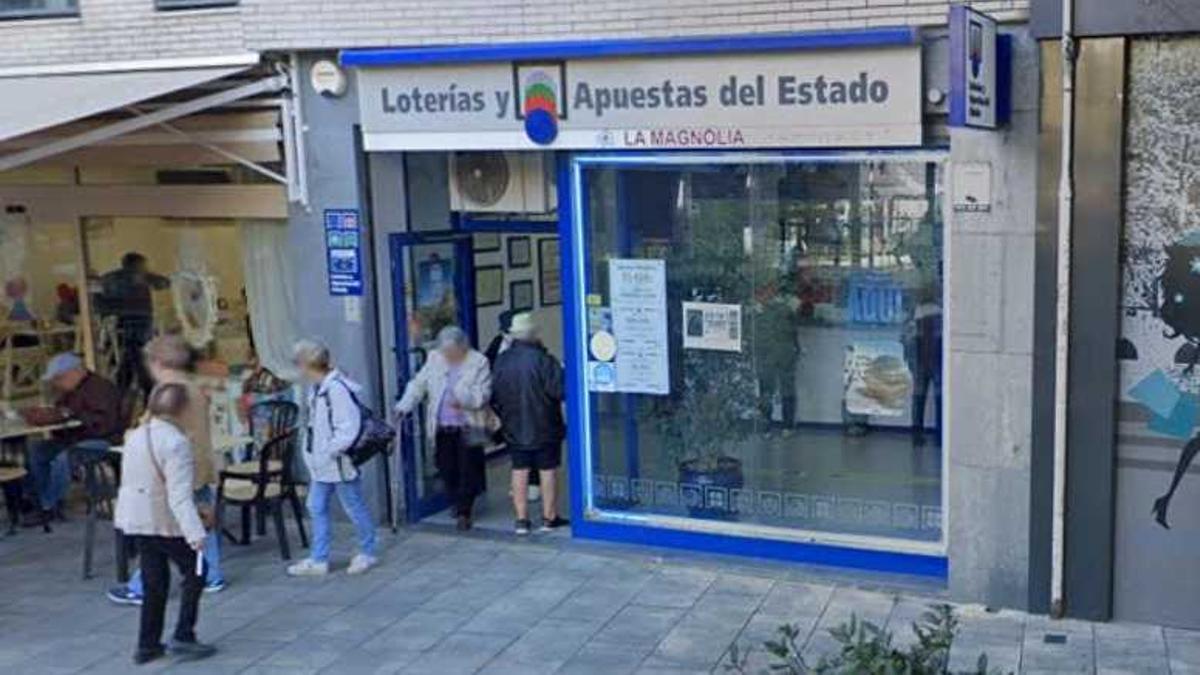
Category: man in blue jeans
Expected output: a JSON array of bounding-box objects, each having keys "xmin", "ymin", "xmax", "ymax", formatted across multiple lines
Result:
[{"xmin": 27, "ymin": 354, "xmax": 125, "ymax": 525}]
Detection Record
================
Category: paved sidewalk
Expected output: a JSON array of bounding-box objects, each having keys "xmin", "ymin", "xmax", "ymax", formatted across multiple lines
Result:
[{"xmin": 0, "ymin": 518, "xmax": 1193, "ymax": 674}]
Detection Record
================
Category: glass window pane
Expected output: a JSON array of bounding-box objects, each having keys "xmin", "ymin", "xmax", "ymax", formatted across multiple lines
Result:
[
  {"xmin": 156, "ymin": 0, "xmax": 237, "ymax": 9},
  {"xmin": 0, "ymin": 0, "xmax": 77, "ymax": 19},
  {"xmin": 579, "ymin": 156, "xmax": 944, "ymax": 546}
]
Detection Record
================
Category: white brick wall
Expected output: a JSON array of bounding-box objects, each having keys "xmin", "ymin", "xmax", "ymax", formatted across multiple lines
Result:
[
  {"xmin": 0, "ymin": 0, "xmax": 1028, "ymax": 70},
  {"xmin": 0, "ymin": 0, "xmax": 248, "ymax": 69}
]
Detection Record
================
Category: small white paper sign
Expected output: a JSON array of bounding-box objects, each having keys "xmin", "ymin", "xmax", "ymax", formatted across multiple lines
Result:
[
  {"xmin": 609, "ymin": 258, "xmax": 670, "ymax": 395},
  {"xmin": 682, "ymin": 302, "xmax": 743, "ymax": 352},
  {"xmin": 953, "ymin": 162, "xmax": 992, "ymax": 212}
]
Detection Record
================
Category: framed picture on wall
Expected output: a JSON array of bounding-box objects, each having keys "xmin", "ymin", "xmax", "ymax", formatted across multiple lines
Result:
[
  {"xmin": 510, "ymin": 279, "xmax": 535, "ymax": 312},
  {"xmin": 507, "ymin": 236, "xmax": 532, "ymax": 268},
  {"xmin": 473, "ymin": 232, "xmax": 501, "ymax": 253},
  {"xmin": 475, "ymin": 265, "xmax": 504, "ymax": 307},
  {"xmin": 538, "ymin": 238, "xmax": 562, "ymax": 306}
]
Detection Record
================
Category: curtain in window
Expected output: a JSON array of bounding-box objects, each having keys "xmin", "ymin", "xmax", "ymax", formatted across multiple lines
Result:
[{"xmin": 239, "ymin": 220, "xmax": 300, "ymax": 380}]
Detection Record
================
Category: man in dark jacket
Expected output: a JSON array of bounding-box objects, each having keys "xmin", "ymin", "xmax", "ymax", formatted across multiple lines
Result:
[
  {"xmin": 490, "ymin": 313, "xmax": 568, "ymax": 535},
  {"xmin": 99, "ymin": 252, "xmax": 170, "ymax": 398},
  {"xmin": 27, "ymin": 353, "xmax": 126, "ymax": 523}
]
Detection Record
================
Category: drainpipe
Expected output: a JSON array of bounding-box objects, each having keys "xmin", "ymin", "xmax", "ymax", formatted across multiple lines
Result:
[{"xmin": 1051, "ymin": 0, "xmax": 1077, "ymax": 619}]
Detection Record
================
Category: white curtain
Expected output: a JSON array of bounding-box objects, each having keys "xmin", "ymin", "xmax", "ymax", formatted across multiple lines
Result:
[{"xmin": 239, "ymin": 220, "xmax": 301, "ymax": 381}]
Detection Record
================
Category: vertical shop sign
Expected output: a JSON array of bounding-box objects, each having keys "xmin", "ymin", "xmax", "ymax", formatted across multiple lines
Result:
[
  {"xmin": 324, "ymin": 209, "xmax": 363, "ymax": 296},
  {"xmin": 609, "ymin": 259, "xmax": 669, "ymax": 395},
  {"xmin": 949, "ymin": 4, "xmax": 1007, "ymax": 129}
]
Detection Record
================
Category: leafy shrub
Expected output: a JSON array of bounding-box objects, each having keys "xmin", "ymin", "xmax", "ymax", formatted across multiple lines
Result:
[{"xmin": 727, "ymin": 603, "xmax": 1002, "ymax": 674}]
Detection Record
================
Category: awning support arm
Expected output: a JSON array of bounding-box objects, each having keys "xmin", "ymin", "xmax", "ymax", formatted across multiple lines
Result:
[
  {"xmin": 131, "ymin": 109, "xmax": 288, "ymax": 185},
  {"xmin": 0, "ymin": 74, "xmax": 287, "ymax": 173}
]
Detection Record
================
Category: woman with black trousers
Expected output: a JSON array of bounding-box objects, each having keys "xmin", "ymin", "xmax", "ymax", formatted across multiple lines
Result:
[{"xmin": 114, "ymin": 384, "xmax": 216, "ymax": 665}]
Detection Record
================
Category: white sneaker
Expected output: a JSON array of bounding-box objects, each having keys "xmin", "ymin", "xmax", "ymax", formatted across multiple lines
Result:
[
  {"xmin": 286, "ymin": 558, "xmax": 329, "ymax": 577},
  {"xmin": 528, "ymin": 485, "xmax": 541, "ymax": 502},
  {"xmin": 346, "ymin": 553, "xmax": 378, "ymax": 575}
]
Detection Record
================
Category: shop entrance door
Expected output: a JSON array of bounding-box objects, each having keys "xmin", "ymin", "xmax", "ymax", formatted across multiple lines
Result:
[{"xmin": 389, "ymin": 232, "xmax": 476, "ymax": 521}]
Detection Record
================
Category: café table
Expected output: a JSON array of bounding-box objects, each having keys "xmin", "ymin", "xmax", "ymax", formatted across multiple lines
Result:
[{"xmin": 0, "ymin": 417, "xmax": 82, "ymax": 536}]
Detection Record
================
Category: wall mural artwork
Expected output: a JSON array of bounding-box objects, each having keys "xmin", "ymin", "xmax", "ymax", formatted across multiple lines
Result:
[{"xmin": 1118, "ymin": 39, "xmax": 1200, "ymax": 530}]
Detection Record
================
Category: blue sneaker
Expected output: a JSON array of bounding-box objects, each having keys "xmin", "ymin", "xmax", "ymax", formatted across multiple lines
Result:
[
  {"xmin": 107, "ymin": 586, "xmax": 143, "ymax": 606},
  {"xmin": 203, "ymin": 579, "xmax": 227, "ymax": 594}
]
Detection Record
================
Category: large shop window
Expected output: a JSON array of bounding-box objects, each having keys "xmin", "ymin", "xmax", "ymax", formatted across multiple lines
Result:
[
  {"xmin": 0, "ymin": 0, "xmax": 77, "ymax": 19},
  {"xmin": 574, "ymin": 153, "xmax": 945, "ymax": 551}
]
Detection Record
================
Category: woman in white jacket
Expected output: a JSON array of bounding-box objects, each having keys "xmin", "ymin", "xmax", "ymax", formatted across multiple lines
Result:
[
  {"xmin": 286, "ymin": 339, "xmax": 378, "ymax": 577},
  {"xmin": 396, "ymin": 326, "xmax": 493, "ymax": 530},
  {"xmin": 114, "ymin": 384, "xmax": 216, "ymax": 666}
]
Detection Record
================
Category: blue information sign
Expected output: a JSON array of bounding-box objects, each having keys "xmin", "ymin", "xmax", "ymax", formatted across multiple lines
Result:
[
  {"xmin": 949, "ymin": 4, "xmax": 1011, "ymax": 130},
  {"xmin": 324, "ymin": 209, "xmax": 364, "ymax": 296}
]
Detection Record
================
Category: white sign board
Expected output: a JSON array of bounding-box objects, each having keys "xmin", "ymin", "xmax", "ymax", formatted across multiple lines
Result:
[
  {"xmin": 952, "ymin": 162, "xmax": 992, "ymax": 212},
  {"xmin": 682, "ymin": 302, "xmax": 743, "ymax": 352},
  {"xmin": 950, "ymin": 4, "xmax": 999, "ymax": 129},
  {"xmin": 609, "ymin": 259, "xmax": 670, "ymax": 395},
  {"xmin": 357, "ymin": 47, "xmax": 923, "ymax": 150}
]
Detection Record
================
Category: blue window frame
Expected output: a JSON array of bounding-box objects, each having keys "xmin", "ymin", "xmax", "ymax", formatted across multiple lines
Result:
[
  {"xmin": 156, "ymin": 0, "xmax": 237, "ymax": 10},
  {"xmin": 0, "ymin": 0, "xmax": 77, "ymax": 20},
  {"xmin": 559, "ymin": 151, "xmax": 949, "ymax": 578}
]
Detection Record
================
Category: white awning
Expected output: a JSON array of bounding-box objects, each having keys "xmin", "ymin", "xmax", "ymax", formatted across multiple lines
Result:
[{"xmin": 0, "ymin": 65, "xmax": 246, "ymax": 144}]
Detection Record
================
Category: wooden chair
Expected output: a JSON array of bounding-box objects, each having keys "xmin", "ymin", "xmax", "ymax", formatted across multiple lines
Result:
[
  {"xmin": 1, "ymin": 327, "xmax": 48, "ymax": 401},
  {"xmin": 215, "ymin": 430, "xmax": 307, "ymax": 560}
]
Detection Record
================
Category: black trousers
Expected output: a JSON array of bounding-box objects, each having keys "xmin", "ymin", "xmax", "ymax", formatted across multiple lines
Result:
[
  {"xmin": 133, "ymin": 535, "xmax": 205, "ymax": 652},
  {"xmin": 435, "ymin": 428, "xmax": 486, "ymax": 517},
  {"xmin": 117, "ymin": 318, "xmax": 154, "ymax": 399}
]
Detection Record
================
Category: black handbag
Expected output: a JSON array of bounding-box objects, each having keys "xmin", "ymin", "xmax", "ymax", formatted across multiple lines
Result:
[{"xmin": 322, "ymin": 380, "xmax": 396, "ymax": 467}]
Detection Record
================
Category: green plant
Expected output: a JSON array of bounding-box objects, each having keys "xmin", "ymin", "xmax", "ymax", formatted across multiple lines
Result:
[
  {"xmin": 647, "ymin": 188, "xmax": 765, "ymax": 472},
  {"xmin": 727, "ymin": 604, "xmax": 1002, "ymax": 675}
]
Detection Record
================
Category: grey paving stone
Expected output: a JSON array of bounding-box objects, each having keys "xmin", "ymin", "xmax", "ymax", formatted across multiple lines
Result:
[
  {"xmin": 649, "ymin": 622, "xmax": 743, "ymax": 669},
  {"xmin": 631, "ymin": 568, "xmax": 717, "ymax": 609},
  {"xmin": 316, "ymin": 646, "xmax": 421, "ymax": 674},
  {"xmin": 359, "ymin": 609, "xmax": 468, "ymax": 652},
  {"xmin": 559, "ymin": 640, "xmax": 654, "ymax": 675},
  {"xmin": 591, "ymin": 604, "xmax": 687, "ymax": 647},
  {"xmin": 257, "ymin": 636, "xmax": 349, "ymax": 670},
  {"xmin": 498, "ymin": 617, "xmax": 599, "ymax": 664},
  {"xmin": 397, "ymin": 631, "xmax": 515, "ymax": 675}
]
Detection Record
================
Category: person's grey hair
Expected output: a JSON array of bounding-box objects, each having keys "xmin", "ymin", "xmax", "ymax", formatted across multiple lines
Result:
[
  {"xmin": 143, "ymin": 335, "xmax": 193, "ymax": 371},
  {"xmin": 436, "ymin": 325, "xmax": 470, "ymax": 351},
  {"xmin": 292, "ymin": 338, "xmax": 332, "ymax": 371}
]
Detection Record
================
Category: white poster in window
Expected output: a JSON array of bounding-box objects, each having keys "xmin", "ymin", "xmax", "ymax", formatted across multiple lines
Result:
[
  {"xmin": 844, "ymin": 340, "xmax": 912, "ymax": 417},
  {"xmin": 682, "ymin": 302, "xmax": 742, "ymax": 352},
  {"xmin": 609, "ymin": 258, "xmax": 669, "ymax": 395}
]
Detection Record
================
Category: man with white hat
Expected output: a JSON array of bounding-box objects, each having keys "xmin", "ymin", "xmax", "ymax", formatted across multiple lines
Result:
[
  {"xmin": 490, "ymin": 312, "xmax": 568, "ymax": 535},
  {"xmin": 26, "ymin": 353, "xmax": 124, "ymax": 525}
]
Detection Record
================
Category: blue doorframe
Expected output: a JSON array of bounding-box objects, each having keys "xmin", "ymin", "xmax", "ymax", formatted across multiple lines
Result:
[{"xmin": 557, "ymin": 151, "xmax": 949, "ymax": 579}]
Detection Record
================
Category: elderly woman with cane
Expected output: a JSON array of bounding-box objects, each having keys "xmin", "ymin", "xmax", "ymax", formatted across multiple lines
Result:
[{"xmin": 395, "ymin": 326, "xmax": 493, "ymax": 530}]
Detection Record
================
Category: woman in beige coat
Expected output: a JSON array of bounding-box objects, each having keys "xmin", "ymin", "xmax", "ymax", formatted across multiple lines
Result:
[
  {"xmin": 114, "ymin": 384, "xmax": 216, "ymax": 666},
  {"xmin": 109, "ymin": 335, "xmax": 225, "ymax": 606}
]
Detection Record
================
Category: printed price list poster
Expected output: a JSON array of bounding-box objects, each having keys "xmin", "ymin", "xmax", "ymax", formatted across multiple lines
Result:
[{"xmin": 609, "ymin": 259, "xmax": 670, "ymax": 395}]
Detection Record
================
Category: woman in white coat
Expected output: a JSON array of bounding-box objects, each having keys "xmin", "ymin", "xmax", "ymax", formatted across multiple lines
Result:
[
  {"xmin": 286, "ymin": 339, "xmax": 378, "ymax": 577},
  {"xmin": 114, "ymin": 383, "xmax": 216, "ymax": 666},
  {"xmin": 395, "ymin": 326, "xmax": 493, "ymax": 530}
]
